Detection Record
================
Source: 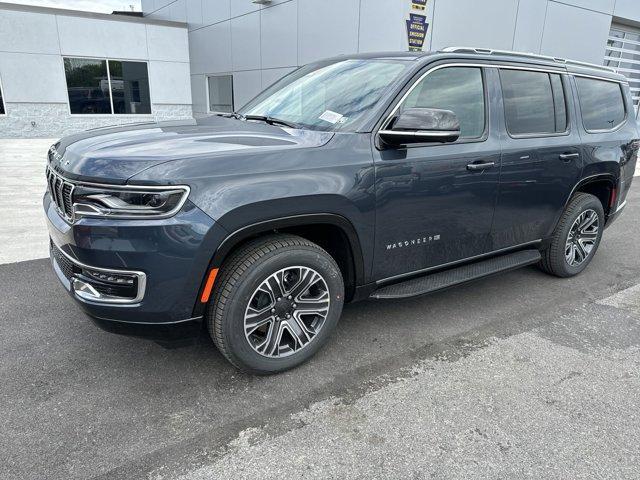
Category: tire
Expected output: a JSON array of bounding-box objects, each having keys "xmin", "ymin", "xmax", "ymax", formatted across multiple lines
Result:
[
  {"xmin": 539, "ymin": 192, "xmax": 605, "ymax": 278},
  {"xmin": 207, "ymin": 234, "xmax": 345, "ymax": 374}
]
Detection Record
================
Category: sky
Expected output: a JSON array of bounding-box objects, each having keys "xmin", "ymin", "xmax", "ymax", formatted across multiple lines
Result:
[{"xmin": 7, "ymin": 0, "xmax": 142, "ymax": 13}]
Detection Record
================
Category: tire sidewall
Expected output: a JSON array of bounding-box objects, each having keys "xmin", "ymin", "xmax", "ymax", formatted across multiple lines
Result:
[
  {"xmin": 554, "ymin": 195, "xmax": 605, "ymax": 277},
  {"xmin": 220, "ymin": 247, "xmax": 344, "ymax": 373}
]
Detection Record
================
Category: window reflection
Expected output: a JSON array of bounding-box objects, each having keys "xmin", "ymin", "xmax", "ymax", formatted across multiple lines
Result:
[
  {"xmin": 63, "ymin": 57, "xmax": 151, "ymax": 115},
  {"xmin": 576, "ymin": 78, "xmax": 626, "ymax": 131},
  {"xmin": 64, "ymin": 58, "xmax": 112, "ymax": 114},
  {"xmin": 402, "ymin": 67, "xmax": 485, "ymax": 138},
  {"xmin": 108, "ymin": 60, "xmax": 151, "ymax": 114},
  {"xmin": 240, "ymin": 60, "xmax": 407, "ymax": 131},
  {"xmin": 500, "ymin": 70, "xmax": 567, "ymax": 135}
]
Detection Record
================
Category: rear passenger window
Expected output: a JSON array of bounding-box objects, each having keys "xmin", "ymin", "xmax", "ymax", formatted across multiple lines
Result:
[
  {"xmin": 401, "ymin": 67, "xmax": 486, "ymax": 138},
  {"xmin": 575, "ymin": 78, "xmax": 626, "ymax": 132},
  {"xmin": 500, "ymin": 70, "xmax": 568, "ymax": 136}
]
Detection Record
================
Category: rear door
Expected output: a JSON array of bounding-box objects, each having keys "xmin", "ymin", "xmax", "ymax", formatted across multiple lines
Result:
[{"xmin": 491, "ymin": 67, "xmax": 583, "ymax": 250}]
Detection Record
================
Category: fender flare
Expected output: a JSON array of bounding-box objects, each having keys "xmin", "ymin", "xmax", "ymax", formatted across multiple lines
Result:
[
  {"xmin": 546, "ymin": 173, "xmax": 617, "ymax": 241},
  {"xmin": 193, "ymin": 213, "xmax": 366, "ymax": 316},
  {"xmin": 212, "ymin": 213, "xmax": 365, "ymax": 281}
]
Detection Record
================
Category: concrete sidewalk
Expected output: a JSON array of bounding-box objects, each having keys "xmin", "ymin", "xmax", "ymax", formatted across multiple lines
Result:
[{"xmin": 0, "ymin": 139, "xmax": 56, "ymax": 264}]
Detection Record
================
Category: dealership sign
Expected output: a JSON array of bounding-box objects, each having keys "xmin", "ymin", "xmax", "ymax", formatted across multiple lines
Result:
[
  {"xmin": 406, "ymin": 0, "xmax": 429, "ymax": 51},
  {"xmin": 406, "ymin": 13, "xmax": 428, "ymax": 51}
]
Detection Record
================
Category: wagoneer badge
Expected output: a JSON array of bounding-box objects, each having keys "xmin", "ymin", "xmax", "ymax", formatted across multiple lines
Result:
[
  {"xmin": 387, "ymin": 235, "xmax": 441, "ymax": 250},
  {"xmin": 49, "ymin": 146, "xmax": 64, "ymax": 164}
]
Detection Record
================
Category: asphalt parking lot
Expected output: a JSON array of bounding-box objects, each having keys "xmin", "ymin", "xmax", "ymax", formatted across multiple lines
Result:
[{"xmin": 1, "ymin": 140, "xmax": 640, "ymax": 479}]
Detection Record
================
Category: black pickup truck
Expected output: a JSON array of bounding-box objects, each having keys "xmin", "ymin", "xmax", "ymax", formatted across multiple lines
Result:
[{"xmin": 45, "ymin": 48, "xmax": 638, "ymax": 373}]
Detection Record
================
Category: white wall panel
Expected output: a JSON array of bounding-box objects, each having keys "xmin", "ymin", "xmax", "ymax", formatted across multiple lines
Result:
[
  {"xmin": 552, "ymin": 0, "xmax": 614, "ymax": 14},
  {"xmin": 0, "ymin": 10, "xmax": 60, "ymax": 55},
  {"xmin": 141, "ymin": 0, "xmax": 155, "ymax": 15},
  {"xmin": 230, "ymin": 0, "xmax": 260, "ymax": 18},
  {"xmin": 173, "ymin": 0, "xmax": 188, "ymax": 22},
  {"xmin": 57, "ymin": 16, "xmax": 148, "ymax": 59},
  {"xmin": 261, "ymin": 67, "xmax": 296, "ymax": 89},
  {"xmin": 147, "ymin": 25, "xmax": 190, "ymax": 62},
  {"xmin": 233, "ymin": 70, "xmax": 262, "ymax": 109},
  {"xmin": 298, "ymin": 0, "xmax": 360, "ymax": 64},
  {"xmin": 512, "ymin": 0, "xmax": 547, "ymax": 53},
  {"xmin": 149, "ymin": 61, "xmax": 192, "ymax": 104},
  {"xmin": 614, "ymin": 0, "xmax": 640, "ymax": 24},
  {"xmin": 189, "ymin": 21, "xmax": 232, "ymax": 74},
  {"xmin": 540, "ymin": 2, "xmax": 611, "ymax": 63},
  {"xmin": 185, "ymin": 0, "xmax": 203, "ymax": 29},
  {"xmin": 431, "ymin": 0, "xmax": 519, "ymax": 50},
  {"xmin": 202, "ymin": 0, "xmax": 230, "ymax": 26},
  {"xmin": 358, "ymin": 0, "xmax": 406, "ymax": 53},
  {"xmin": 261, "ymin": 0, "xmax": 298, "ymax": 69},
  {"xmin": 231, "ymin": 11, "xmax": 261, "ymax": 71},
  {"xmin": 0, "ymin": 52, "xmax": 67, "ymax": 103}
]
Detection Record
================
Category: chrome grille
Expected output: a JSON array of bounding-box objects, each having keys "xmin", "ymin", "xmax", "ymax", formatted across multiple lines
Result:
[{"xmin": 46, "ymin": 166, "xmax": 75, "ymax": 221}]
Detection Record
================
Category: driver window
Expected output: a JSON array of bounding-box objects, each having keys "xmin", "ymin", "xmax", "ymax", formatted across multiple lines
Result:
[{"xmin": 400, "ymin": 67, "xmax": 486, "ymax": 138}]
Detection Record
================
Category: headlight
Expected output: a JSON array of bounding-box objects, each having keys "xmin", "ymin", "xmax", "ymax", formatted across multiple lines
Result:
[{"xmin": 73, "ymin": 185, "xmax": 190, "ymax": 219}]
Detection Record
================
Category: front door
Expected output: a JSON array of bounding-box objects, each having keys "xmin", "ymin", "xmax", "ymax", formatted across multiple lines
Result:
[{"xmin": 372, "ymin": 66, "xmax": 502, "ymax": 281}]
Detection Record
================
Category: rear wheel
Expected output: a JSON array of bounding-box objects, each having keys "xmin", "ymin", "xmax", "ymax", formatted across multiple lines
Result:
[
  {"xmin": 207, "ymin": 234, "xmax": 344, "ymax": 374},
  {"xmin": 539, "ymin": 192, "xmax": 604, "ymax": 278}
]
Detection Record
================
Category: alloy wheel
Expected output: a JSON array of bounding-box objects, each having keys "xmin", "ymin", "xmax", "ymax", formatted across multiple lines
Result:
[
  {"xmin": 244, "ymin": 266, "xmax": 330, "ymax": 358},
  {"xmin": 565, "ymin": 209, "xmax": 599, "ymax": 267}
]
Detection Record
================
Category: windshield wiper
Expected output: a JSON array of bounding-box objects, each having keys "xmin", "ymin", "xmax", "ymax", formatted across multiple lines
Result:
[
  {"xmin": 244, "ymin": 114, "xmax": 300, "ymax": 129},
  {"xmin": 214, "ymin": 112, "xmax": 245, "ymax": 120}
]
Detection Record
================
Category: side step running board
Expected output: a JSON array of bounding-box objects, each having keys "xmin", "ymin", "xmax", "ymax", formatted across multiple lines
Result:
[{"xmin": 371, "ymin": 249, "xmax": 541, "ymax": 300}]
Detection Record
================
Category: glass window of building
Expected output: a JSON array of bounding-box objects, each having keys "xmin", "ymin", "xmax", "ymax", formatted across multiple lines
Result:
[
  {"xmin": 108, "ymin": 60, "xmax": 151, "ymax": 115},
  {"xmin": 605, "ymin": 24, "xmax": 640, "ymax": 116},
  {"xmin": 208, "ymin": 75, "xmax": 234, "ymax": 113},
  {"xmin": 63, "ymin": 57, "xmax": 151, "ymax": 115}
]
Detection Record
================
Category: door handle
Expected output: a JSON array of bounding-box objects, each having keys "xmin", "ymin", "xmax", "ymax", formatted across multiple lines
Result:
[
  {"xmin": 467, "ymin": 162, "xmax": 496, "ymax": 171},
  {"xmin": 559, "ymin": 153, "xmax": 580, "ymax": 161}
]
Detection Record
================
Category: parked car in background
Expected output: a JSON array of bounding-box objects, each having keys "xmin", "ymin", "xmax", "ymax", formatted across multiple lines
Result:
[{"xmin": 45, "ymin": 48, "xmax": 638, "ymax": 374}]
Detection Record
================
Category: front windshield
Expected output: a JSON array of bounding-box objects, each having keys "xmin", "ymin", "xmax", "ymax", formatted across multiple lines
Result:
[{"xmin": 238, "ymin": 59, "xmax": 409, "ymax": 132}]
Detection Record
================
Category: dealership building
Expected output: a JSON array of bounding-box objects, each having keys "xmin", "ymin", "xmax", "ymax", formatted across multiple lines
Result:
[{"xmin": 1, "ymin": 0, "xmax": 640, "ymax": 137}]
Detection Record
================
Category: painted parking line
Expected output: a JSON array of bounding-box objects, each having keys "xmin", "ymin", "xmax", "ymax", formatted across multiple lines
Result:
[{"xmin": 597, "ymin": 283, "xmax": 640, "ymax": 313}]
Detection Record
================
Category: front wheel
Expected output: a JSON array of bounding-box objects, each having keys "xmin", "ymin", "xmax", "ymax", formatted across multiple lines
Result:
[
  {"xmin": 207, "ymin": 234, "xmax": 344, "ymax": 374},
  {"xmin": 539, "ymin": 192, "xmax": 605, "ymax": 278}
]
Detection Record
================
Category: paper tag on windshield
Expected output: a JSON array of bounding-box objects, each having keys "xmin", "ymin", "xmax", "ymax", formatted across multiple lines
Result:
[{"xmin": 319, "ymin": 110, "xmax": 344, "ymax": 124}]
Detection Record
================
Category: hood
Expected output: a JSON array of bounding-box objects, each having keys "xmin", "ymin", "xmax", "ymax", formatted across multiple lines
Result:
[{"xmin": 50, "ymin": 116, "xmax": 334, "ymax": 184}]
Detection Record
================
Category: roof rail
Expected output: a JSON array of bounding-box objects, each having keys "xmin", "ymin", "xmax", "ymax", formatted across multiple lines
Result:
[{"xmin": 441, "ymin": 46, "xmax": 617, "ymax": 73}]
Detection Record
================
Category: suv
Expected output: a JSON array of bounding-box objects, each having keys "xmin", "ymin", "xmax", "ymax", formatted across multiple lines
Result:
[{"xmin": 45, "ymin": 48, "xmax": 638, "ymax": 374}]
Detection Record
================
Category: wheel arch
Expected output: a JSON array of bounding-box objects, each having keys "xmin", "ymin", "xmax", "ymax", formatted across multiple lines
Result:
[
  {"xmin": 544, "ymin": 174, "xmax": 617, "ymax": 246},
  {"xmin": 193, "ymin": 214, "xmax": 366, "ymax": 317},
  {"xmin": 575, "ymin": 177, "xmax": 616, "ymax": 217}
]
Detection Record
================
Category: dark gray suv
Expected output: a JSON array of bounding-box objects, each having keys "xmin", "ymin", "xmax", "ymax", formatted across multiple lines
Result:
[{"xmin": 45, "ymin": 48, "xmax": 638, "ymax": 373}]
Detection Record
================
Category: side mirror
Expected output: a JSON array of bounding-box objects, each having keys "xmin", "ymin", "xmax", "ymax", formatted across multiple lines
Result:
[{"xmin": 379, "ymin": 107, "xmax": 461, "ymax": 147}]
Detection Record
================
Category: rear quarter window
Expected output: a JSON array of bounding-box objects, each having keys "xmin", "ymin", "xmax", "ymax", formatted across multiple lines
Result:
[{"xmin": 575, "ymin": 77, "xmax": 626, "ymax": 132}]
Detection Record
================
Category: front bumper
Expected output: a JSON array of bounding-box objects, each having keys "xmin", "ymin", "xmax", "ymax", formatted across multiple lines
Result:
[{"xmin": 45, "ymin": 192, "xmax": 227, "ymax": 341}]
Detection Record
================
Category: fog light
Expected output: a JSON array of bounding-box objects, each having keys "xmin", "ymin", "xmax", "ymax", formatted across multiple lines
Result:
[{"xmin": 82, "ymin": 268, "xmax": 136, "ymax": 285}]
